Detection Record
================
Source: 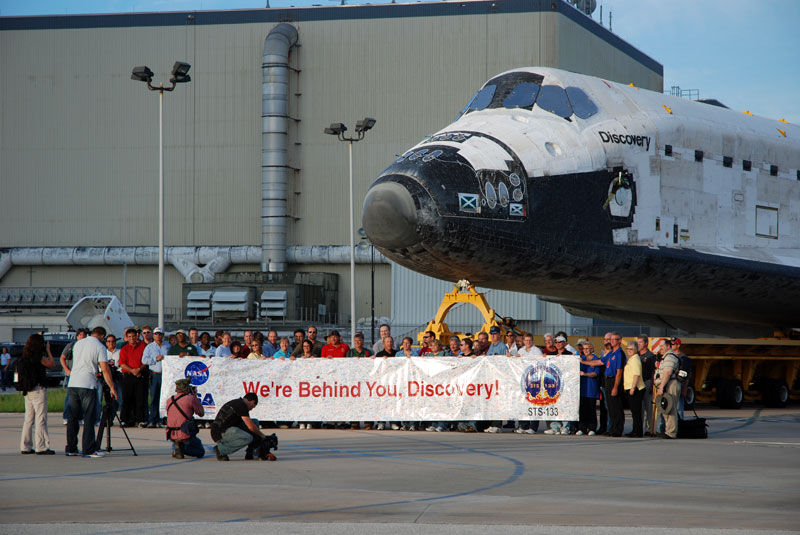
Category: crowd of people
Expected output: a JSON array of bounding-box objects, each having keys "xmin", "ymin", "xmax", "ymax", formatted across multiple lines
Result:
[{"xmin": 13, "ymin": 322, "xmax": 690, "ymax": 460}]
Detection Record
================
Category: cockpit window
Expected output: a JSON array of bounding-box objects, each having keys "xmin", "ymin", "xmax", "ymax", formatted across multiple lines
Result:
[
  {"xmin": 458, "ymin": 72, "xmax": 598, "ymax": 120},
  {"xmin": 503, "ymin": 82, "xmax": 540, "ymax": 110},
  {"xmin": 459, "ymin": 72, "xmax": 543, "ymax": 118},
  {"xmin": 468, "ymin": 84, "xmax": 496, "ymax": 112},
  {"xmin": 536, "ymin": 85, "xmax": 573, "ymax": 118},
  {"xmin": 565, "ymin": 86, "xmax": 598, "ymax": 119}
]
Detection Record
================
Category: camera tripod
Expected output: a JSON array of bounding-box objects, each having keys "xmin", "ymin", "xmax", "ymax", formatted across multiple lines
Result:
[{"xmin": 96, "ymin": 382, "xmax": 137, "ymax": 456}]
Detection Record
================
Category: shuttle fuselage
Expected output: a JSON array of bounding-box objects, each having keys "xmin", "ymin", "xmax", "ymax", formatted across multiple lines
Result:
[{"xmin": 362, "ymin": 67, "xmax": 800, "ymax": 336}]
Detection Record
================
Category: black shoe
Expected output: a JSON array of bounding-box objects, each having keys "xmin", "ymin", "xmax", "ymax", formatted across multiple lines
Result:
[
  {"xmin": 172, "ymin": 442, "xmax": 184, "ymax": 459},
  {"xmin": 244, "ymin": 450, "xmax": 255, "ymax": 460},
  {"xmin": 609, "ymin": 433, "xmax": 622, "ymax": 437},
  {"xmin": 36, "ymin": 449, "xmax": 55, "ymax": 455},
  {"xmin": 595, "ymin": 429, "xmax": 606, "ymax": 436},
  {"xmin": 21, "ymin": 450, "xmax": 35, "ymax": 455},
  {"xmin": 213, "ymin": 445, "xmax": 229, "ymax": 461},
  {"xmin": 659, "ymin": 433, "xmax": 675, "ymax": 439},
  {"xmin": 624, "ymin": 432, "xmax": 635, "ymax": 438}
]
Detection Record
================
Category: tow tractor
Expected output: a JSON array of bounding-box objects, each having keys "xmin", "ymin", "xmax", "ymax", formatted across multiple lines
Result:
[{"xmin": 415, "ymin": 280, "xmax": 524, "ymax": 346}]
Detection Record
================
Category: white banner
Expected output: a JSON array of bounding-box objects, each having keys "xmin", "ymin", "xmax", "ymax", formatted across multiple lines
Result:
[{"xmin": 160, "ymin": 355, "xmax": 579, "ymax": 422}]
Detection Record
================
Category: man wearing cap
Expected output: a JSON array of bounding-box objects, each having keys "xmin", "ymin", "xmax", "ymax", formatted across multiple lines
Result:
[
  {"xmin": 210, "ymin": 392, "xmax": 275, "ymax": 461},
  {"xmin": 321, "ymin": 330, "xmax": 350, "ymax": 359},
  {"xmin": 654, "ymin": 339, "xmax": 681, "ymax": 439},
  {"xmin": 555, "ymin": 331, "xmax": 578, "ymax": 354},
  {"xmin": 485, "ymin": 326, "xmax": 508, "ymax": 356},
  {"xmin": 142, "ymin": 328, "xmax": 172, "ymax": 428},
  {"xmin": 166, "ymin": 378, "xmax": 205, "ymax": 458}
]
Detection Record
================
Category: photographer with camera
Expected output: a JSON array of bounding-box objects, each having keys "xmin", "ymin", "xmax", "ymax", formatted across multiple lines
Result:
[
  {"xmin": 210, "ymin": 393, "xmax": 277, "ymax": 461},
  {"xmin": 165, "ymin": 378, "xmax": 205, "ymax": 459}
]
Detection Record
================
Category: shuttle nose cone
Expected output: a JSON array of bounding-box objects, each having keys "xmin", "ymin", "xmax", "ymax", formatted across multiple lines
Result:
[{"xmin": 362, "ymin": 180, "xmax": 419, "ymax": 249}]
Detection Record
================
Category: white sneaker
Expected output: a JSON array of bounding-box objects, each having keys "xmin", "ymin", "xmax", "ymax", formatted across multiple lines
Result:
[
  {"xmin": 513, "ymin": 427, "xmax": 524, "ymax": 434},
  {"xmin": 588, "ymin": 430, "xmax": 596, "ymax": 436},
  {"xmin": 391, "ymin": 423, "xmax": 401, "ymax": 430},
  {"xmin": 425, "ymin": 426, "xmax": 436, "ymax": 432},
  {"xmin": 524, "ymin": 428, "xmax": 537, "ymax": 434},
  {"xmin": 86, "ymin": 451, "xmax": 106, "ymax": 458},
  {"xmin": 407, "ymin": 425, "xmax": 416, "ymax": 431},
  {"xmin": 434, "ymin": 426, "xmax": 445, "ymax": 432},
  {"xmin": 375, "ymin": 423, "xmax": 385, "ymax": 430},
  {"xmin": 575, "ymin": 430, "xmax": 584, "ymax": 436},
  {"xmin": 543, "ymin": 429, "xmax": 556, "ymax": 435},
  {"xmin": 62, "ymin": 419, "xmax": 68, "ymax": 425},
  {"xmin": 484, "ymin": 426, "xmax": 500, "ymax": 433},
  {"xmin": 560, "ymin": 428, "xmax": 570, "ymax": 435}
]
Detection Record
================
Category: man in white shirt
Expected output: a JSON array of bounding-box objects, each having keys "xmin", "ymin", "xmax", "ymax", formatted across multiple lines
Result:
[
  {"xmin": 65, "ymin": 327, "xmax": 117, "ymax": 458},
  {"xmin": 142, "ymin": 327, "xmax": 170, "ymax": 428}
]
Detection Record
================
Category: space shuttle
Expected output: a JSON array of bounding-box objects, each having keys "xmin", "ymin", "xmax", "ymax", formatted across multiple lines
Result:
[{"xmin": 362, "ymin": 67, "xmax": 800, "ymax": 337}]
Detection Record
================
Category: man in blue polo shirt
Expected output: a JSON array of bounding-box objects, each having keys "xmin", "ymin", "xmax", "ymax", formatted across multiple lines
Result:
[{"xmin": 602, "ymin": 332, "xmax": 625, "ymax": 437}]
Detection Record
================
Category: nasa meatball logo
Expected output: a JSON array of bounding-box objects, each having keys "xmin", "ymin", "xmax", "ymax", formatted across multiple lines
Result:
[
  {"xmin": 520, "ymin": 361, "xmax": 562, "ymax": 406},
  {"xmin": 184, "ymin": 361, "xmax": 210, "ymax": 386}
]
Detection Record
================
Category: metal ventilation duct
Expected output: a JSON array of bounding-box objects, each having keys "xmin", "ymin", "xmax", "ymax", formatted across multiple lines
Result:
[
  {"xmin": 262, "ymin": 23, "xmax": 299, "ymax": 273},
  {"xmin": 0, "ymin": 246, "xmax": 388, "ymax": 283}
]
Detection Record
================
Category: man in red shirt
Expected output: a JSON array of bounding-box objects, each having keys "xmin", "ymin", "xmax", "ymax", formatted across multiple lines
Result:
[
  {"xmin": 321, "ymin": 330, "xmax": 349, "ymax": 359},
  {"xmin": 118, "ymin": 327, "xmax": 148, "ymax": 427},
  {"xmin": 417, "ymin": 331, "xmax": 435, "ymax": 356}
]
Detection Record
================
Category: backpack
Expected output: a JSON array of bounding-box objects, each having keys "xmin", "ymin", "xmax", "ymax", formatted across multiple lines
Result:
[{"xmin": 12, "ymin": 357, "xmax": 40, "ymax": 394}]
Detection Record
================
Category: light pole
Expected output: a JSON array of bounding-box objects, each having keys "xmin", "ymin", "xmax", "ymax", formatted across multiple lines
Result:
[
  {"xmin": 358, "ymin": 228, "xmax": 376, "ymax": 347},
  {"xmin": 324, "ymin": 118, "xmax": 376, "ymax": 345},
  {"xmin": 131, "ymin": 62, "xmax": 191, "ymax": 330}
]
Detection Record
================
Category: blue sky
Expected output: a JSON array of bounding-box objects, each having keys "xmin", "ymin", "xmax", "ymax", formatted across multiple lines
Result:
[{"xmin": 2, "ymin": 0, "xmax": 798, "ymax": 123}]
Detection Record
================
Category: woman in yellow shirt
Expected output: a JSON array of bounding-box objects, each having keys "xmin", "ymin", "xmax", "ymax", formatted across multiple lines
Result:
[{"xmin": 623, "ymin": 341, "xmax": 646, "ymax": 437}]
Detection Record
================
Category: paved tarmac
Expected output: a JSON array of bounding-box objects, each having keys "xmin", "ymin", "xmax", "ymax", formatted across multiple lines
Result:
[{"xmin": 1, "ymin": 406, "xmax": 799, "ymax": 534}]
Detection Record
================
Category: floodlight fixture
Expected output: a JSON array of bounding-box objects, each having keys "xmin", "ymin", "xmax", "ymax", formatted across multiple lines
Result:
[
  {"xmin": 170, "ymin": 61, "xmax": 191, "ymax": 84},
  {"xmin": 355, "ymin": 117, "xmax": 376, "ymax": 133},
  {"xmin": 324, "ymin": 123, "xmax": 348, "ymax": 136},
  {"xmin": 131, "ymin": 66, "xmax": 154, "ymax": 83}
]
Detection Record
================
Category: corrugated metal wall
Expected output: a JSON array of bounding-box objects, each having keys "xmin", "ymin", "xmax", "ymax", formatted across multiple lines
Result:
[{"xmin": 0, "ymin": 2, "xmax": 662, "ymax": 321}]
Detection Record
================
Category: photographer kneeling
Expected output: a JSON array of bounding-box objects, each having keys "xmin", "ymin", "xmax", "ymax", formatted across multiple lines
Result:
[
  {"xmin": 165, "ymin": 378, "xmax": 205, "ymax": 459},
  {"xmin": 210, "ymin": 392, "xmax": 277, "ymax": 461}
]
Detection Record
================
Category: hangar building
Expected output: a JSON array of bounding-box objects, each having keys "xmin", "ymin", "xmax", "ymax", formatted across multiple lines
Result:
[{"xmin": 0, "ymin": 0, "xmax": 662, "ymax": 342}]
